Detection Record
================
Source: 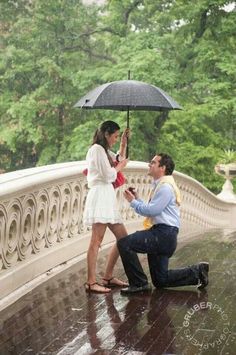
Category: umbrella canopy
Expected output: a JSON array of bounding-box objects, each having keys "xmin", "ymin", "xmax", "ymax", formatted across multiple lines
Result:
[
  {"xmin": 74, "ymin": 80, "xmax": 181, "ymax": 112},
  {"xmin": 74, "ymin": 79, "xmax": 182, "ymax": 156}
]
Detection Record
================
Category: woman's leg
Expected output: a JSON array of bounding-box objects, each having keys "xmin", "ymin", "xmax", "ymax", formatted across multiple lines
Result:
[
  {"xmin": 102, "ymin": 223, "xmax": 128, "ymax": 286},
  {"xmin": 86, "ymin": 223, "xmax": 110, "ymax": 292}
]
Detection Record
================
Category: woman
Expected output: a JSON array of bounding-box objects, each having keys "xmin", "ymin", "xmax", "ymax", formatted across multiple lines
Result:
[{"xmin": 84, "ymin": 120, "xmax": 129, "ymax": 293}]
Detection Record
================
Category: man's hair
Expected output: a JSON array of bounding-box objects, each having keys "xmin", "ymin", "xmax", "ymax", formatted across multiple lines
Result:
[{"xmin": 157, "ymin": 153, "xmax": 175, "ymax": 175}]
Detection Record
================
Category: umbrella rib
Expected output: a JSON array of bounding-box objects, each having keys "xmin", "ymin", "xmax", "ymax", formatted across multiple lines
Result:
[{"xmin": 152, "ymin": 86, "xmax": 178, "ymax": 107}]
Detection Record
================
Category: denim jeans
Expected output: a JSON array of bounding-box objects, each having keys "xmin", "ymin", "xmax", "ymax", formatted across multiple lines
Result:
[{"xmin": 117, "ymin": 224, "xmax": 199, "ymax": 288}]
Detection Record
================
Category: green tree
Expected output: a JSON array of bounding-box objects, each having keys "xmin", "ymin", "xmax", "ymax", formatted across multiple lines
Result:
[
  {"xmin": 1, "ymin": 0, "xmax": 235, "ymax": 194},
  {"xmin": 0, "ymin": 0, "xmax": 104, "ymax": 170}
]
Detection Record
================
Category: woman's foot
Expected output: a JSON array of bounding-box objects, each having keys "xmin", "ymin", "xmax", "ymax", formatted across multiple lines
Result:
[
  {"xmin": 102, "ymin": 277, "xmax": 129, "ymax": 288},
  {"xmin": 85, "ymin": 282, "xmax": 111, "ymax": 293}
]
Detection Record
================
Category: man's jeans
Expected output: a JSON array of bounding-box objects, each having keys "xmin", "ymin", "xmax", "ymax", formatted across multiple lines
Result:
[{"xmin": 117, "ymin": 224, "xmax": 199, "ymax": 288}]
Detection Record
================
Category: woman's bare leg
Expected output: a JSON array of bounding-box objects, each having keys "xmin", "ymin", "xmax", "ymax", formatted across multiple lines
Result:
[
  {"xmin": 108, "ymin": 223, "xmax": 128, "ymax": 242},
  {"xmin": 103, "ymin": 243, "xmax": 120, "ymax": 280},
  {"xmin": 86, "ymin": 223, "xmax": 110, "ymax": 292},
  {"xmin": 102, "ymin": 223, "xmax": 128, "ymax": 285}
]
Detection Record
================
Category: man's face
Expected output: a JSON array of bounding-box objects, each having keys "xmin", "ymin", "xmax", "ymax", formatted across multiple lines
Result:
[{"xmin": 148, "ymin": 155, "xmax": 166, "ymax": 179}]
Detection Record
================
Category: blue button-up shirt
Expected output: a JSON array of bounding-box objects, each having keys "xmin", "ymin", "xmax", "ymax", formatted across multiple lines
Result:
[{"xmin": 130, "ymin": 180, "xmax": 180, "ymax": 228}]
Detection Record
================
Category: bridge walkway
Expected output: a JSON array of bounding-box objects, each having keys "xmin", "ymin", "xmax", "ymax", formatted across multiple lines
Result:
[{"xmin": 0, "ymin": 228, "xmax": 236, "ymax": 355}]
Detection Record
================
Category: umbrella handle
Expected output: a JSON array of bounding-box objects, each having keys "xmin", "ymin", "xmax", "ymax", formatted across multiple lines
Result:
[
  {"xmin": 126, "ymin": 69, "xmax": 130, "ymax": 158},
  {"xmin": 126, "ymin": 142, "xmax": 129, "ymax": 158},
  {"xmin": 126, "ymin": 108, "xmax": 129, "ymax": 158}
]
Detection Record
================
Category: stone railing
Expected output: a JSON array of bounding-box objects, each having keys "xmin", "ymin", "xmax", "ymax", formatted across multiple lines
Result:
[{"xmin": 0, "ymin": 161, "xmax": 235, "ymax": 305}]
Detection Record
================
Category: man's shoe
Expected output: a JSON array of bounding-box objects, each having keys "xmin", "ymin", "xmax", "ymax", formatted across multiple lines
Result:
[
  {"xmin": 120, "ymin": 284, "xmax": 152, "ymax": 295},
  {"xmin": 198, "ymin": 262, "xmax": 209, "ymax": 290}
]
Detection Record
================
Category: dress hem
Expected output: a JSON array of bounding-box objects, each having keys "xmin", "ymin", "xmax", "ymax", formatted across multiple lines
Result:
[{"xmin": 84, "ymin": 218, "xmax": 123, "ymax": 226}]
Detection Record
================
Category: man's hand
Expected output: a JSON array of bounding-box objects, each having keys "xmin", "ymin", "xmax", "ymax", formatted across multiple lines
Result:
[{"xmin": 124, "ymin": 189, "xmax": 136, "ymax": 203}]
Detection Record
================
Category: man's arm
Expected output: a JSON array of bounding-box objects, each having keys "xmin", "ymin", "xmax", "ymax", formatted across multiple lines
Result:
[{"xmin": 128, "ymin": 185, "xmax": 172, "ymax": 217}]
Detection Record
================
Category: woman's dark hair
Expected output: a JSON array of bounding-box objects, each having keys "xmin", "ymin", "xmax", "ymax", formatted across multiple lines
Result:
[
  {"xmin": 93, "ymin": 120, "xmax": 120, "ymax": 148},
  {"xmin": 92, "ymin": 120, "xmax": 120, "ymax": 165},
  {"xmin": 158, "ymin": 153, "xmax": 175, "ymax": 175}
]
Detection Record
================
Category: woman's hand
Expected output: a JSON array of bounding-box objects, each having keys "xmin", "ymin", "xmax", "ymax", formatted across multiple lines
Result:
[
  {"xmin": 115, "ymin": 158, "xmax": 129, "ymax": 171},
  {"xmin": 120, "ymin": 128, "xmax": 130, "ymax": 147}
]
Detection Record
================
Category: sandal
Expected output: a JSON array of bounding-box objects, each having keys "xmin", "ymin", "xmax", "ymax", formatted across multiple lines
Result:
[
  {"xmin": 102, "ymin": 277, "xmax": 129, "ymax": 288},
  {"xmin": 84, "ymin": 282, "xmax": 111, "ymax": 293}
]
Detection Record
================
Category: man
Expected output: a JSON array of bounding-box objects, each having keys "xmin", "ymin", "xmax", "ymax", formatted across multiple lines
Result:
[{"xmin": 117, "ymin": 153, "xmax": 209, "ymax": 295}]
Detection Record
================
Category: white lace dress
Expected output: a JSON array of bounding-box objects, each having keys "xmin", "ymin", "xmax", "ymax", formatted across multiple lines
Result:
[{"xmin": 83, "ymin": 144, "xmax": 123, "ymax": 226}]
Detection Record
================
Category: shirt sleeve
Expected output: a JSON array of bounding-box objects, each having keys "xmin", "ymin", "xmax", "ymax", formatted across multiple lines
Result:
[
  {"xmin": 130, "ymin": 184, "xmax": 172, "ymax": 217},
  {"xmin": 90, "ymin": 145, "xmax": 117, "ymax": 183},
  {"xmin": 108, "ymin": 150, "xmax": 117, "ymax": 161},
  {"xmin": 108, "ymin": 150, "xmax": 125, "ymax": 162},
  {"xmin": 116, "ymin": 151, "xmax": 126, "ymax": 161}
]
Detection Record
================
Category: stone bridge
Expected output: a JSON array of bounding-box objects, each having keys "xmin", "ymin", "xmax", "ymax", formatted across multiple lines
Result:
[{"xmin": 0, "ymin": 161, "xmax": 236, "ymax": 310}]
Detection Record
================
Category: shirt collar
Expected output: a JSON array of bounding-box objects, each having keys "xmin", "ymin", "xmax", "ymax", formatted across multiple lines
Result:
[{"xmin": 152, "ymin": 178, "xmax": 161, "ymax": 188}]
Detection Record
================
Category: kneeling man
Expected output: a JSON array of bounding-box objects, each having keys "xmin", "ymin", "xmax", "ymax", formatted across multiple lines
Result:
[{"xmin": 117, "ymin": 153, "xmax": 209, "ymax": 295}]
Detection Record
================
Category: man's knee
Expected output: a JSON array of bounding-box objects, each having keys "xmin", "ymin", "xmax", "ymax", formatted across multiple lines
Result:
[{"xmin": 117, "ymin": 235, "xmax": 130, "ymax": 250}]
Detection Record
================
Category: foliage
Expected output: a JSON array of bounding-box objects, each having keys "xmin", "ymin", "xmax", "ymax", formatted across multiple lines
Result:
[
  {"xmin": 218, "ymin": 149, "xmax": 236, "ymax": 164},
  {"xmin": 0, "ymin": 0, "xmax": 236, "ymax": 194}
]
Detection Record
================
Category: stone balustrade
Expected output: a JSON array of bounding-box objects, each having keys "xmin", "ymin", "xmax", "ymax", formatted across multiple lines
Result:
[{"xmin": 0, "ymin": 161, "xmax": 235, "ymax": 306}]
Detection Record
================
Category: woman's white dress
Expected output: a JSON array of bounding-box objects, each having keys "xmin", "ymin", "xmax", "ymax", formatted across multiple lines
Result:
[{"xmin": 83, "ymin": 144, "xmax": 123, "ymax": 225}]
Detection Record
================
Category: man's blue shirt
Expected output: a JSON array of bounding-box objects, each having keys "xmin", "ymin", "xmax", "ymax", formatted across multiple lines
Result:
[{"xmin": 130, "ymin": 181, "xmax": 180, "ymax": 228}]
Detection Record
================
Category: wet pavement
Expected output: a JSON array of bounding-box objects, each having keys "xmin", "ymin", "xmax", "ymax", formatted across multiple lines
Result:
[{"xmin": 0, "ymin": 228, "xmax": 236, "ymax": 355}]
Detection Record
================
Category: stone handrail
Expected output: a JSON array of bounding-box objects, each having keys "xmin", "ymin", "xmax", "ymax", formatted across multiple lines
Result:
[{"xmin": 0, "ymin": 161, "xmax": 235, "ymax": 304}]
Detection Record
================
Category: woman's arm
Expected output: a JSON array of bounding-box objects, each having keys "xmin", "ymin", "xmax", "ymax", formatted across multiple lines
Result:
[
  {"xmin": 90, "ymin": 145, "xmax": 117, "ymax": 182},
  {"xmin": 118, "ymin": 128, "xmax": 129, "ymax": 159}
]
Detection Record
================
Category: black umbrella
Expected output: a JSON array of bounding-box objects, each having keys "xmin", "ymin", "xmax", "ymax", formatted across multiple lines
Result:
[{"xmin": 74, "ymin": 77, "xmax": 182, "ymax": 155}]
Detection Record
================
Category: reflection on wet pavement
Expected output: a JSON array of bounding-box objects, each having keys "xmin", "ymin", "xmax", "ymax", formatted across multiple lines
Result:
[{"xmin": 0, "ymin": 229, "xmax": 236, "ymax": 354}]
